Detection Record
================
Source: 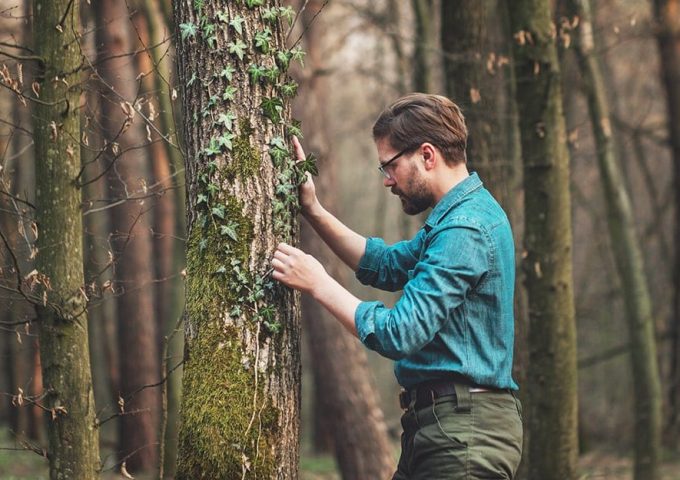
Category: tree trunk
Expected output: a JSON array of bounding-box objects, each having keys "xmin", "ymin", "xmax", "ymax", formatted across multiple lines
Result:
[
  {"xmin": 506, "ymin": 2, "xmax": 579, "ymax": 479},
  {"xmin": 93, "ymin": 0, "xmax": 161, "ymax": 472},
  {"xmin": 652, "ymin": 0, "xmax": 680, "ymax": 448},
  {"xmin": 411, "ymin": 0, "xmax": 436, "ymax": 93},
  {"xmin": 567, "ymin": 1, "xmax": 662, "ymax": 477},
  {"xmin": 296, "ymin": 2, "xmax": 395, "ymax": 478},
  {"xmin": 32, "ymin": 0, "xmax": 101, "ymax": 477},
  {"xmin": 173, "ymin": 1, "xmax": 301, "ymax": 478}
]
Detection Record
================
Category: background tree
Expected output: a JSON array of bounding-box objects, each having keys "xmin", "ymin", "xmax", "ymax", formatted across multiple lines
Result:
[
  {"xmin": 32, "ymin": 0, "xmax": 100, "ymax": 477},
  {"xmin": 507, "ymin": 1, "xmax": 579, "ymax": 479},
  {"xmin": 652, "ymin": 0, "xmax": 680, "ymax": 447},
  {"xmin": 295, "ymin": 1, "xmax": 395, "ymax": 478},
  {"xmin": 93, "ymin": 0, "xmax": 162, "ymax": 472},
  {"xmin": 565, "ymin": 1, "xmax": 662, "ymax": 478},
  {"xmin": 173, "ymin": 1, "xmax": 303, "ymax": 477}
]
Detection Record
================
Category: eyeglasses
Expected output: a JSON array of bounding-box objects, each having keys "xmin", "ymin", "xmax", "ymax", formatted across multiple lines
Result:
[{"xmin": 378, "ymin": 147, "xmax": 412, "ymax": 179}]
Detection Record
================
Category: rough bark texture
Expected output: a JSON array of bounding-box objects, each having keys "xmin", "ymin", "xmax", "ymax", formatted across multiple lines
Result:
[
  {"xmin": 94, "ymin": 0, "xmax": 161, "ymax": 472},
  {"xmin": 506, "ymin": 2, "xmax": 579, "ymax": 479},
  {"xmin": 32, "ymin": 0, "xmax": 101, "ymax": 478},
  {"xmin": 653, "ymin": 0, "xmax": 680, "ymax": 447},
  {"xmin": 568, "ymin": 1, "xmax": 662, "ymax": 478},
  {"xmin": 411, "ymin": 0, "xmax": 436, "ymax": 93},
  {"xmin": 174, "ymin": 1, "xmax": 301, "ymax": 478},
  {"xmin": 296, "ymin": 2, "xmax": 395, "ymax": 478}
]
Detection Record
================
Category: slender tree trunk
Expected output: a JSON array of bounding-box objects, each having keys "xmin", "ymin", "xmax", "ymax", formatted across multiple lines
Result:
[
  {"xmin": 174, "ymin": 1, "xmax": 301, "ymax": 478},
  {"xmin": 652, "ymin": 0, "xmax": 680, "ymax": 447},
  {"xmin": 411, "ymin": 0, "xmax": 435, "ymax": 93},
  {"xmin": 566, "ymin": 1, "xmax": 662, "ymax": 477},
  {"xmin": 296, "ymin": 2, "xmax": 395, "ymax": 478},
  {"xmin": 32, "ymin": 0, "xmax": 101, "ymax": 477},
  {"xmin": 506, "ymin": 2, "xmax": 579, "ymax": 479},
  {"xmin": 93, "ymin": 0, "xmax": 161, "ymax": 472}
]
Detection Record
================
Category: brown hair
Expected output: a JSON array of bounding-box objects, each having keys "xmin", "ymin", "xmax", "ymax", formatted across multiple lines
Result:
[{"xmin": 372, "ymin": 93, "xmax": 468, "ymax": 165}]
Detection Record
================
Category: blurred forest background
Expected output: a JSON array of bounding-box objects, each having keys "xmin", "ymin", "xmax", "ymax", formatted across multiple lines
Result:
[{"xmin": 1, "ymin": 0, "xmax": 680, "ymax": 478}]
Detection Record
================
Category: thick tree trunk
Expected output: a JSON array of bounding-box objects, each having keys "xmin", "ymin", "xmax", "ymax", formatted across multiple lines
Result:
[
  {"xmin": 506, "ymin": 2, "xmax": 579, "ymax": 479},
  {"xmin": 652, "ymin": 0, "xmax": 680, "ymax": 448},
  {"xmin": 296, "ymin": 2, "xmax": 395, "ymax": 478},
  {"xmin": 93, "ymin": 0, "xmax": 161, "ymax": 472},
  {"xmin": 32, "ymin": 0, "xmax": 101, "ymax": 477},
  {"xmin": 173, "ymin": 1, "xmax": 301, "ymax": 478},
  {"xmin": 567, "ymin": 1, "xmax": 662, "ymax": 478},
  {"xmin": 411, "ymin": 0, "xmax": 436, "ymax": 93}
]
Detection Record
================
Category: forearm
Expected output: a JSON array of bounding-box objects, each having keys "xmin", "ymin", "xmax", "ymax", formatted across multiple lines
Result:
[
  {"xmin": 311, "ymin": 274, "xmax": 361, "ymax": 338},
  {"xmin": 303, "ymin": 201, "xmax": 366, "ymax": 272}
]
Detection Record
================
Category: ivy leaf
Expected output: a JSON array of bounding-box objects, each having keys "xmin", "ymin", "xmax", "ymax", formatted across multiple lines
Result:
[
  {"xmin": 275, "ymin": 50, "xmax": 290, "ymax": 70},
  {"xmin": 219, "ymin": 65, "xmax": 236, "ymax": 82},
  {"xmin": 262, "ymin": 7, "xmax": 278, "ymax": 23},
  {"xmin": 216, "ymin": 112, "xmax": 237, "ymax": 130},
  {"xmin": 223, "ymin": 85, "xmax": 237, "ymax": 101},
  {"xmin": 286, "ymin": 119, "xmax": 303, "ymax": 138},
  {"xmin": 215, "ymin": 265, "xmax": 227, "ymax": 274},
  {"xmin": 289, "ymin": 46, "xmax": 305, "ymax": 67},
  {"xmin": 196, "ymin": 193, "xmax": 209, "ymax": 205},
  {"xmin": 218, "ymin": 132, "xmax": 235, "ymax": 151},
  {"xmin": 229, "ymin": 16, "xmax": 245, "ymax": 35},
  {"xmin": 260, "ymin": 97, "xmax": 283, "ymax": 124},
  {"xmin": 187, "ymin": 72, "xmax": 197, "ymax": 87},
  {"xmin": 264, "ymin": 66, "xmax": 280, "ymax": 83},
  {"xmin": 212, "ymin": 204, "xmax": 226, "ymax": 219},
  {"xmin": 180, "ymin": 22, "xmax": 197, "ymax": 41},
  {"xmin": 245, "ymin": 0, "xmax": 265, "ymax": 8},
  {"xmin": 228, "ymin": 40, "xmax": 247, "ymax": 61},
  {"xmin": 248, "ymin": 64, "xmax": 266, "ymax": 83},
  {"xmin": 279, "ymin": 6, "xmax": 295, "ymax": 25},
  {"xmin": 269, "ymin": 137, "xmax": 289, "ymax": 166},
  {"xmin": 280, "ymin": 81, "xmax": 298, "ymax": 98},
  {"xmin": 220, "ymin": 223, "xmax": 238, "ymax": 241},
  {"xmin": 203, "ymin": 137, "xmax": 221, "ymax": 157},
  {"xmin": 216, "ymin": 11, "xmax": 229, "ymax": 23},
  {"xmin": 203, "ymin": 22, "xmax": 216, "ymax": 37},
  {"xmin": 254, "ymin": 28, "xmax": 272, "ymax": 54}
]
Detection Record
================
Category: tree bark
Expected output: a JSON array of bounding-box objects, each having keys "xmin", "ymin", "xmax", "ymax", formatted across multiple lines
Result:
[
  {"xmin": 566, "ymin": 1, "xmax": 662, "ymax": 478},
  {"xmin": 652, "ymin": 0, "xmax": 680, "ymax": 448},
  {"xmin": 32, "ymin": 0, "xmax": 101, "ymax": 477},
  {"xmin": 506, "ymin": 1, "xmax": 579, "ymax": 479},
  {"xmin": 93, "ymin": 0, "xmax": 161, "ymax": 472},
  {"xmin": 296, "ymin": 2, "xmax": 395, "ymax": 478},
  {"xmin": 173, "ymin": 1, "xmax": 301, "ymax": 478}
]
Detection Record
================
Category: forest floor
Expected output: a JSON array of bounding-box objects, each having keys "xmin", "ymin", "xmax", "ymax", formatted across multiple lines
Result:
[{"xmin": 1, "ymin": 429, "xmax": 680, "ymax": 480}]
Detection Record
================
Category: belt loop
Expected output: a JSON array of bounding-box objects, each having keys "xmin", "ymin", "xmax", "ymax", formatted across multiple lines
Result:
[
  {"xmin": 453, "ymin": 381, "xmax": 472, "ymax": 413},
  {"xmin": 408, "ymin": 387, "xmax": 417, "ymax": 410}
]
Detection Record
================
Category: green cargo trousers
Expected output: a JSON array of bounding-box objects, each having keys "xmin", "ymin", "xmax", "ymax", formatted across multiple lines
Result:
[{"xmin": 392, "ymin": 385, "xmax": 523, "ymax": 479}]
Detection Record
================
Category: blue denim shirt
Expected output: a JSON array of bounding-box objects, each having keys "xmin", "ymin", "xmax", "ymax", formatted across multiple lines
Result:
[{"xmin": 354, "ymin": 173, "xmax": 518, "ymax": 390}]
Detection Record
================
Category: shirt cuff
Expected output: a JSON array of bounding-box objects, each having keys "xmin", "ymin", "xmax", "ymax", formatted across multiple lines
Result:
[
  {"xmin": 354, "ymin": 300, "xmax": 382, "ymax": 346},
  {"xmin": 355, "ymin": 237, "xmax": 386, "ymax": 285}
]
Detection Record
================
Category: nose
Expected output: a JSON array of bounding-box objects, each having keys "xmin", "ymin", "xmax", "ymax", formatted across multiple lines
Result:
[{"xmin": 383, "ymin": 175, "xmax": 395, "ymax": 187}]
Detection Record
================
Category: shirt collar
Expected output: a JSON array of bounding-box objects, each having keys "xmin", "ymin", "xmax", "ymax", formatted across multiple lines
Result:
[{"xmin": 424, "ymin": 172, "xmax": 483, "ymax": 230}]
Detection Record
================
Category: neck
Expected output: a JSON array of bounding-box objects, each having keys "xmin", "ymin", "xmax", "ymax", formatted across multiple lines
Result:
[{"xmin": 431, "ymin": 164, "xmax": 470, "ymax": 204}]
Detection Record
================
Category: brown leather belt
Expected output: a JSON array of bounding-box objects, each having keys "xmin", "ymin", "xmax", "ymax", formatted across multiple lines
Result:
[{"xmin": 399, "ymin": 378, "xmax": 500, "ymax": 410}]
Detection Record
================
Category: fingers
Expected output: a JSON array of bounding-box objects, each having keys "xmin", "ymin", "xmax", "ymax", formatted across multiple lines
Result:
[
  {"xmin": 276, "ymin": 242, "xmax": 301, "ymax": 256},
  {"xmin": 292, "ymin": 136, "xmax": 305, "ymax": 162}
]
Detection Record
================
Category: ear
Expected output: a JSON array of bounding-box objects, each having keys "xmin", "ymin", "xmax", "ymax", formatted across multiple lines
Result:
[{"xmin": 421, "ymin": 143, "xmax": 437, "ymax": 171}]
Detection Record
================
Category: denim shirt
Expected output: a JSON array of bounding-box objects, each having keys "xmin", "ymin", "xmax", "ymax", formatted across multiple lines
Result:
[{"xmin": 354, "ymin": 173, "xmax": 518, "ymax": 390}]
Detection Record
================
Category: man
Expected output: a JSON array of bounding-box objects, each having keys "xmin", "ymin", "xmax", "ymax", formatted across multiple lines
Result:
[{"xmin": 272, "ymin": 93, "xmax": 523, "ymax": 479}]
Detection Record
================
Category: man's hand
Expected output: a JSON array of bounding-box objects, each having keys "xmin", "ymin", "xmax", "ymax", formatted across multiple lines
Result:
[
  {"xmin": 271, "ymin": 242, "xmax": 328, "ymax": 295},
  {"xmin": 292, "ymin": 136, "xmax": 319, "ymax": 217}
]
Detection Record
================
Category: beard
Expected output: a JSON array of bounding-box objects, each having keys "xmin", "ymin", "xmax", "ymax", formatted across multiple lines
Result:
[{"xmin": 391, "ymin": 165, "xmax": 434, "ymax": 215}]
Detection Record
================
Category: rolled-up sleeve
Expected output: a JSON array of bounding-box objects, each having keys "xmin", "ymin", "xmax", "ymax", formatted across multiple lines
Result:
[
  {"xmin": 354, "ymin": 224, "xmax": 489, "ymax": 360},
  {"xmin": 356, "ymin": 231, "xmax": 424, "ymax": 292}
]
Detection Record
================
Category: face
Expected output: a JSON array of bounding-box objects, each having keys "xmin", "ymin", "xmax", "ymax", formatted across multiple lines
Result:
[{"xmin": 376, "ymin": 139, "xmax": 434, "ymax": 216}]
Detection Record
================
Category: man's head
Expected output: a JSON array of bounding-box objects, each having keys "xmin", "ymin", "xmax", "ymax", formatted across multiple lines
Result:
[
  {"xmin": 372, "ymin": 94, "xmax": 469, "ymax": 215},
  {"xmin": 373, "ymin": 93, "xmax": 468, "ymax": 166}
]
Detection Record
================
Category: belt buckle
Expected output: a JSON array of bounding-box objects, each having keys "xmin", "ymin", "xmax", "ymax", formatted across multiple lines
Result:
[{"xmin": 399, "ymin": 389, "xmax": 411, "ymax": 410}]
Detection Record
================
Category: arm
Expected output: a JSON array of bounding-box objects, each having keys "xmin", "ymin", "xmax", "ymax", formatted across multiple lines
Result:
[
  {"xmin": 271, "ymin": 242, "xmax": 360, "ymax": 337},
  {"xmin": 293, "ymin": 137, "xmax": 366, "ymax": 271}
]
